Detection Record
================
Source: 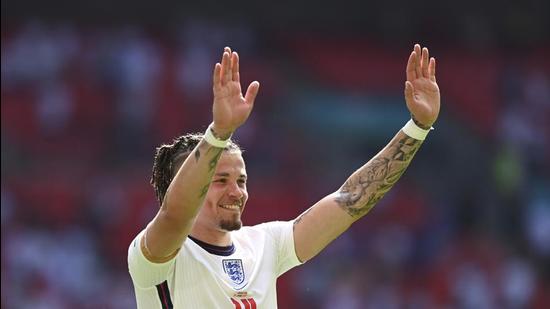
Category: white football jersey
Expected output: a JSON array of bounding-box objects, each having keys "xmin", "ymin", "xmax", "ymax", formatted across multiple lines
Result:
[{"xmin": 128, "ymin": 221, "xmax": 302, "ymax": 308}]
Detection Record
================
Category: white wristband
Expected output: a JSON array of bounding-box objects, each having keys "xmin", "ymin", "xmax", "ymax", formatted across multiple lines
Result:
[
  {"xmin": 402, "ymin": 119, "xmax": 433, "ymax": 141},
  {"xmin": 204, "ymin": 123, "xmax": 231, "ymax": 148}
]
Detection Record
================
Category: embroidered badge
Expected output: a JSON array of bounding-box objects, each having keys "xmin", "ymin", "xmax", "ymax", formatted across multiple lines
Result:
[{"xmin": 222, "ymin": 259, "xmax": 245, "ymax": 286}]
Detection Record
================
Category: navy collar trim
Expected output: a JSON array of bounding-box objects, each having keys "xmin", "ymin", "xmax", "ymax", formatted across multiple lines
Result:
[{"xmin": 188, "ymin": 236, "xmax": 235, "ymax": 256}]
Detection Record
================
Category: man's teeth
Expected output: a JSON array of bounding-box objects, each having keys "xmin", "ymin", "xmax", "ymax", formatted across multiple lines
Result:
[{"xmin": 220, "ymin": 204, "xmax": 240, "ymax": 210}]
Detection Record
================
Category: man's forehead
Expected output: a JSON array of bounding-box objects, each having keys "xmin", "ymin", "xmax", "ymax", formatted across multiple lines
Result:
[
  {"xmin": 216, "ymin": 152, "xmax": 246, "ymax": 176},
  {"xmin": 219, "ymin": 151, "xmax": 244, "ymax": 163}
]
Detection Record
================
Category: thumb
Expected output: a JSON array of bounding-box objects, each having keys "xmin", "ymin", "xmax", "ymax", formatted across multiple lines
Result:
[
  {"xmin": 244, "ymin": 81, "xmax": 260, "ymax": 105},
  {"xmin": 404, "ymin": 81, "xmax": 415, "ymax": 110}
]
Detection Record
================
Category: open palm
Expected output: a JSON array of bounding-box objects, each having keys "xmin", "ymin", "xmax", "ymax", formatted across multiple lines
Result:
[
  {"xmin": 404, "ymin": 44, "xmax": 440, "ymax": 129},
  {"xmin": 212, "ymin": 47, "xmax": 259, "ymax": 136}
]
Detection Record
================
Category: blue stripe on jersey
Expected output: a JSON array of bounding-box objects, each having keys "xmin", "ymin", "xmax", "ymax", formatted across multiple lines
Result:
[
  {"xmin": 188, "ymin": 236, "xmax": 235, "ymax": 256},
  {"xmin": 155, "ymin": 281, "xmax": 173, "ymax": 309}
]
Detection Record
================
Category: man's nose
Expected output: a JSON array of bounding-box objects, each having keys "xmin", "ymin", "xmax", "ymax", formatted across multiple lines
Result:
[{"xmin": 227, "ymin": 182, "xmax": 244, "ymax": 199}]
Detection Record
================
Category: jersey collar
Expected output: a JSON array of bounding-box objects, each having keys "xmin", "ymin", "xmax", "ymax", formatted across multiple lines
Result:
[{"xmin": 188, "ymin": 235, "xmax": 236, "ymax": 256}]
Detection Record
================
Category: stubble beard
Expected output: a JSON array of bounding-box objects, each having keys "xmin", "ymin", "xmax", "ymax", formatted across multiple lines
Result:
[{"xmin": 219, "ymin": 215, "xmax": 242, "ymax": 231}]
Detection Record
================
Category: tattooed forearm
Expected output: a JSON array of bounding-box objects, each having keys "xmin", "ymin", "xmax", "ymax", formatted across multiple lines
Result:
[
  {"xmin": 196, "ymin": 145, "xmax": 224, "ymax": 198},
  {"xmin": 208, "ymin": 148, "xmax": 223, "ymax": 172},
  {"xmin": 199, "ymin": 184, "xmax": 210, "ymax": 199},
  {"xmin": 334, "ymin": 133, "xmax": 422, "ymax": 218}
]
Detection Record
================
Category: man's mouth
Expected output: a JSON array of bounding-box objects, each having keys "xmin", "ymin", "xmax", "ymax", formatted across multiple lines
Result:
[{"xmin": 219, "ymin": 203, "xmax": 241, "ymax": 211}]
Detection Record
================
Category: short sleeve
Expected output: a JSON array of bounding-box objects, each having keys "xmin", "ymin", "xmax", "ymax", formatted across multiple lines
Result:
[
  {"xmin": 127, "ymin": 230, "xmax": 176, "ymax": 288},
  {"xmin": 257, "ymin": 221, "xmax": 303, "ymax": 276}
]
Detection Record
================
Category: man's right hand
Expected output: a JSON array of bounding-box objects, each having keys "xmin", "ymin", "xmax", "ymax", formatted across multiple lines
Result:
[{"xmin": 212, "ymin": 47, "xmax": 260, "ymax": 138}]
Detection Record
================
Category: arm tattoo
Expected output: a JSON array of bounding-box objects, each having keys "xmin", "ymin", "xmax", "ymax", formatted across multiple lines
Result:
[
  {"xmin": 199, "ymin": 184, "xmax": 210, "ymax": 199},
  {"xmin": 194, "ymin": 149, "xmax": 201, "ymax": 162},
  {"xmin": 335, "ymin": 134, "xmax": 422, "ymax": 218},
  {"xmin": 198, "ymin": 146, "xmax": 224, "ymax": 198},
  {"xmin": 208, "ymin": 148, "xmax": 223, "ymax": 172},
  {"xmin": 293, "ymin": 207, "xmax": 313, "ymax": 229}
]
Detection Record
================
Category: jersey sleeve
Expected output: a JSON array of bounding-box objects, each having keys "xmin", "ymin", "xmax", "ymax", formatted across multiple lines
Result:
[
  {"xmin": 127, "ymin": 229, "xmax": 176, "ymax": 288},
  {"xmin": 258, "ymin": 221, "xmax": 303, "ymax": 276}
]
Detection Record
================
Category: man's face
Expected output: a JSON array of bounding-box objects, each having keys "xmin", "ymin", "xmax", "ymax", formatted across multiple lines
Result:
[{"xmin": 196, "ymin": 151, "xmax": 248, "ymax": 232}]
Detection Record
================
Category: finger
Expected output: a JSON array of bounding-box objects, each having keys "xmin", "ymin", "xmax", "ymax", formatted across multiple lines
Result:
[
  {"xmin": 406, "ymin": 51, "xmax": 416, "ymax": 81},
  {"xmin": 225, "ymin": 47, "xmax": 234, "ymax": 81},
  {"xmin": 232, "ymin": 52, "xmax": 240, "ymax": 82},
  {"xmin": 429, "ymin": 57, "xmax": 436, "ymax": 81},
  {"xmin": 221, "ymin": 51, "xmax": 231, "ymax": 85},
  {"xmin": 244, "ymin": 81, "xmax": 260, "ymax": 106},
  {"xmin": 404, "ymin": 81, "xmax": 415, "ymax": 106},
  {"xmin": 414, "ymin": 44, "xmax": 422, "ymax": 78},
  {"xmin": 421, "ymin": 47, "xmax": 429, "ymax": 78},
  {"xmin": 213, "ymin": 63, "xmax": 221, "ymax": 88}
]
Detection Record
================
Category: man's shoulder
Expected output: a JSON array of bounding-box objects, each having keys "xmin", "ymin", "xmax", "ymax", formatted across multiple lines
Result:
[
  {"xmin": 237, "ymin": 221, "xmax": 293, "ymax": 239},
  {"xmin": 234, "ymin": 223, "xmax": 267, "ymax": 237},
  {"xmin": 240, "ymin": 220, "xmax": 285, "ymax": 232},
  {"xmin": 232, "ymin": 222, "xmax": 274, "ymax": 241}
]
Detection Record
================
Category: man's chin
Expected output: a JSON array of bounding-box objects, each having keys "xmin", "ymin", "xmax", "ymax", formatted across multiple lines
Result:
[{"xmin": 219, "ymin": 219, "xmax": 242, "ymax": 232}]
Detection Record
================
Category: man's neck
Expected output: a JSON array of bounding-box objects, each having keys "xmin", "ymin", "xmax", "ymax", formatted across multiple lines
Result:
[{"xmin": 189, "ymin": 225, "xmax": 232, "ymax": 247}]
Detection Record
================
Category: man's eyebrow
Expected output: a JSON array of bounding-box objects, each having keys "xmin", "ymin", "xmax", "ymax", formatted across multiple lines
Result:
[{"xmin": 213, "ymin": 172, "xmax": 247, "ymax": 178}]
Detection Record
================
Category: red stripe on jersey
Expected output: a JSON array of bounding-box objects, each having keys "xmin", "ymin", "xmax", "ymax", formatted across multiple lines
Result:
[
  {"xmin": 242, "ymin": 298, "xmax": 251, "ymax": 309},
  {"xmin": 231, "ymin": 298, "xmax": 241, "ymax": 309},
  {"xmin": 248, "ymin": 298, "xmax": 257, "ymax": 309}
]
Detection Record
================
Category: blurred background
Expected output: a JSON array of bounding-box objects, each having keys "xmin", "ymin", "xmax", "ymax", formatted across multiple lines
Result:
[{"xmin": 2, "ymin": 0, "xmax": 549, "ymax": 308}]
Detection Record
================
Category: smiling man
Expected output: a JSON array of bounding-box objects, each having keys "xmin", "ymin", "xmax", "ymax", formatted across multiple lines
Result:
[{"xmin": 128, "ymin": 44, "xmax": 440, "ymax": 308}]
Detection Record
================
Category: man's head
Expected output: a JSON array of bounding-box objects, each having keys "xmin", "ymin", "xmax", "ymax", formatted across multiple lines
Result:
[{"xmin": 150, "ymin": 134, "xmax": 248, "ymax": 232}]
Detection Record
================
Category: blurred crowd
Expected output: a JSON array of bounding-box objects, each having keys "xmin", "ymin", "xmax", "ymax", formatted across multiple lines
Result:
[{"xmin": 1, "ymin": 21, "xmax": 549, "ymax": 308}]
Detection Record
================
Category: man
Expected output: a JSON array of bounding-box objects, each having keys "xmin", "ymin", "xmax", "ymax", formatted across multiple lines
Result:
[{"xmin": 128, "ymin": 44, "xmax": 440, "ymax": 308}]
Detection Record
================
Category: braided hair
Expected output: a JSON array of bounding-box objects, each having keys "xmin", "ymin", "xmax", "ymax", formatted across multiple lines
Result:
[{"xmin": 150, "ymin": 133, "xmax": 241, "ymax": 206}]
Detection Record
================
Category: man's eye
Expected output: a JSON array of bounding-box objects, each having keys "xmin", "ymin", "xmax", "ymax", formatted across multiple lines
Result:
[{"xmin": 215, "ymin": 179, "xmax": 227, "ymax": 183}]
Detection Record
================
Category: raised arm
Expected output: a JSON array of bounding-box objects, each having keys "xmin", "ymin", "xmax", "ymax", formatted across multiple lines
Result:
[
  {"xmin": 293, "ymin": 44, "xmax": 440, "ymax": 262},
  {"xmin": 143, "ymin": 47, "xmax": 259, "ymax": 261}
]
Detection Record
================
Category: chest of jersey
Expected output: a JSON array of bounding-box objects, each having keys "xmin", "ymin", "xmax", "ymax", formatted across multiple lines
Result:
[{"xmin": 171, "ymin": 232, "xmax": 280, "ymax": 308}]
